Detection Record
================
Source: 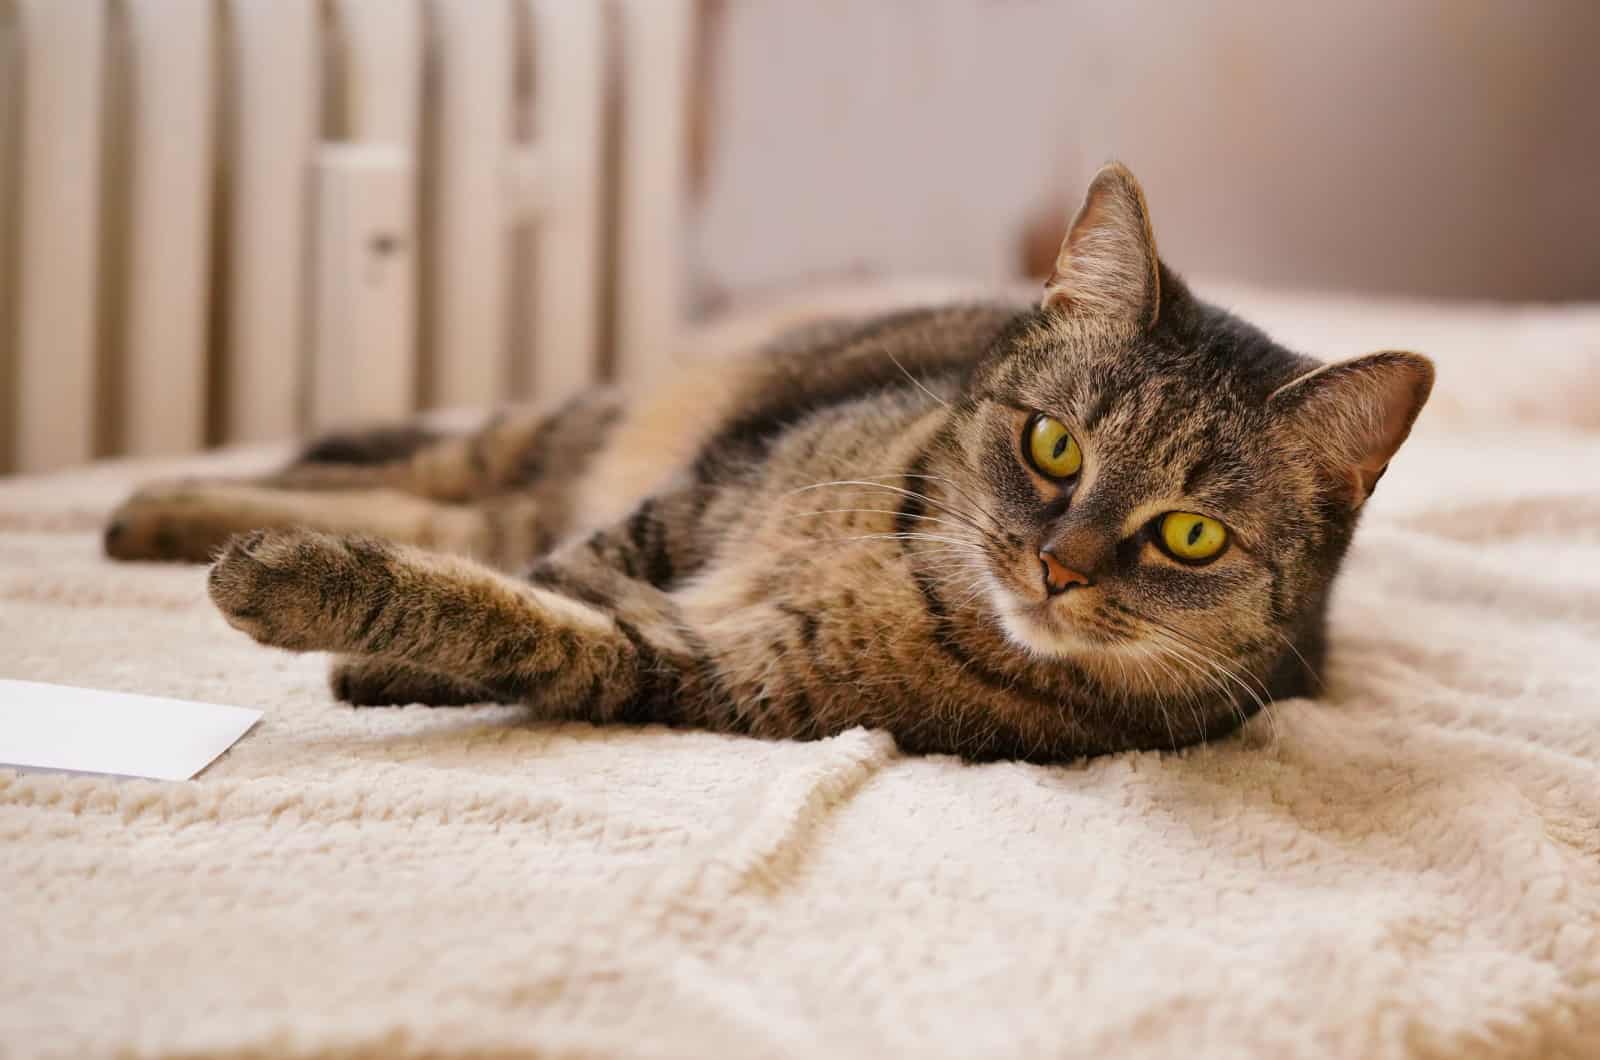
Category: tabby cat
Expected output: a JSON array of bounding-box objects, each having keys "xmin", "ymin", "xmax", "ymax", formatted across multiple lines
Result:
[{"xmin": 105, "ymin": 164, "xmax": 1433, "ymax": 762}]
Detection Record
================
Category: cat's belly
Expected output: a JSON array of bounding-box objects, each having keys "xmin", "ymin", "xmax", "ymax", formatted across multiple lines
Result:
[{"xmin": 563, "ymin": 356, "xmax": 767, "ymax": 541}]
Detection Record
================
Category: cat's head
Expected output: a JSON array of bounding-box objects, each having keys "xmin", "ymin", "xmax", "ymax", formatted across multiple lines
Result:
[{"xmin": 942, "ymin": 163, "xmax": 1433, "ymax": 732}]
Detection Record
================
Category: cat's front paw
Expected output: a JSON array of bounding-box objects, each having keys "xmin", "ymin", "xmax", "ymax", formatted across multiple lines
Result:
[
  {"xmin": 208, "ymin": 529, "xmax": 390, "ymax": 653},
  {"xmin": 207, "ymin": 529, "xmax": 315, "ymax": 649}
]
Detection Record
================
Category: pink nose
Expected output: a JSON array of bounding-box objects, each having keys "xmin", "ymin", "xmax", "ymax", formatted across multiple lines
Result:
[{"xmin": 1039, "ymin": 550, "xmax": 1091, "ymax": 595}]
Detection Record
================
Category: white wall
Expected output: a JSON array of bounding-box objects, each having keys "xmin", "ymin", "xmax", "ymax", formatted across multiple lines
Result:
[{"xmin": 694, "ymin": 1, "xmax": 1600, "ymax": 302}]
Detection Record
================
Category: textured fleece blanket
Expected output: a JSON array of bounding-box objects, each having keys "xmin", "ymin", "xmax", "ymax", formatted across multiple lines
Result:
[{"xmin": 1, "ymin": 284, "xmax": 1598, "ymax": 1059}]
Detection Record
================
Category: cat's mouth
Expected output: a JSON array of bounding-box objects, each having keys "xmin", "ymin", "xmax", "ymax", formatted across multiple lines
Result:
[{"xmin": 983, "ymin": 553, "xmax": 1124, "ymax": 658}]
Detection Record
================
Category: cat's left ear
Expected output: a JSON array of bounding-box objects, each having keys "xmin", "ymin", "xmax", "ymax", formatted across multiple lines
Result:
[
  {"xmin": 1268, "ymin": 351, "xmax": 1436, "ymax": 507},
  {"xmin": 1042, "ymin": 162, "xmax": 1161, "ymax": 331}
]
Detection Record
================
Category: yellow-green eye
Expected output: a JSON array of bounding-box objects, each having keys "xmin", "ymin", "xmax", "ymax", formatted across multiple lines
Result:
[
  {"xmin": 1025, "ymin": 415, "xmax": 1083, "ymax": 479},
  {"xmin": 1160, "ymin": 512, "xmax": 1228, "ymax": 563}
]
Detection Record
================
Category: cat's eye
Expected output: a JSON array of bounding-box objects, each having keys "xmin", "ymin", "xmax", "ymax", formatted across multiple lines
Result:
[
  {"xmin": 1158, "ymin": 512, "xmax": 1228, "ymax": 563},
  {"xmin": 1024, "ymin": 414, "xmax": 1083, "ymax": 480}
]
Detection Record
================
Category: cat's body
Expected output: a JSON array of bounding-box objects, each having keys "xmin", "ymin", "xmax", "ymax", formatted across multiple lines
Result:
[{"xmin": 105, "ymin": 165, "xmax": 1433, "ymax": 761}]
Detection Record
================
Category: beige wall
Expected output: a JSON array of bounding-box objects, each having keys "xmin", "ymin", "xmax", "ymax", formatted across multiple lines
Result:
[{"xmin": 694, "ymin": 1, "xmax": 1600, "ymax": 303}]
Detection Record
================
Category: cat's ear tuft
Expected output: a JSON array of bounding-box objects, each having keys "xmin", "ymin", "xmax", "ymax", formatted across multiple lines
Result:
[
  {"xmin": 1041, "ymin": 162, "xmax": 1161, "ymax": 331},
  {"xmin": 1268, "ymin": 351, "xmax": 1435, "ymax": 507}
]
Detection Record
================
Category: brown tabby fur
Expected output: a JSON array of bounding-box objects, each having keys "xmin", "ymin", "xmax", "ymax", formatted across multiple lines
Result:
[{"xmin": 105, "ymin": 165, "xmax": 1434, "ymax": 762}]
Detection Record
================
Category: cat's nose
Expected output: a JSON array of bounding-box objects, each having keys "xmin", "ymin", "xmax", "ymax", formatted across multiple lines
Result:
[{"xmin": 1039, "ymin": 550, "xmax": 1091, "ymax": 595}]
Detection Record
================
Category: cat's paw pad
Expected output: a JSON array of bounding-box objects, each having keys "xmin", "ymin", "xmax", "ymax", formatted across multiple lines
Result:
[
  {"xmin": 105, "ymin": 481, "xmax": 236, "ymax": 563},
  {"xmin": 208, "ymin": 528, "xmax": 357, "ymax": 651}
]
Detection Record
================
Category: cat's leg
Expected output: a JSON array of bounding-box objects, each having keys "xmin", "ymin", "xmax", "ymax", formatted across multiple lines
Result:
[
  {"xmin": 106, "ymin": 426, "xmax": 451, "ymax": 561},
  {"xmin": 328, "ymin": 656, "xmax": 494, "ymax": 707},
  {"xmin": 105, "ymin": 391, "xmax": 621, "ymax": 565},
  {"xmin": 103, "ymin": 481, "xmax": 535, "ymax": 565},
  {"xmin": 105, "ymin": 423, "xmax": 463, "ymax": 563},
  {"xmin": 207, "ymin": 528, "xmax": 725, "ymax": 726},
  {"xmin": 323, "ymin": 485, "xmax": 717, "ymax": 710}
]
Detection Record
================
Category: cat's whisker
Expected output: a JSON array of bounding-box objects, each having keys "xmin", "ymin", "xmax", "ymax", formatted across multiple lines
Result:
[
  {"xmin": 825, "ymin": 531, "xmax": 986, "ymax": 552},
  {"xmin": 830, "ymin": 471, "xmax": 1010, "ymax": 537},
  {"xmin": 806, "ymin": 492, "xmax": 994, "ymax": 544},
  {"xmin": 1146, "ymin": 640, "xmax": 1238, "ymax": 747},
  {"xmin": 920, "ymin": 559, "xmax": 976, "ymax": 582},
  {"xmin": 911, "ymin": 553, "xmax": 989, "ymax": 579},
  {"xmin": 1123, "ymin": 642, "xmax": 1164, "ymax": 695},
  {"xmin": 942, "ymin": 577, "xmax": 999, "ymax": 615},
  {"xmin": 1143, "ymin": 628, "xmax": 1269, "ymax": 740},
  {"xmin": 917, "ymin": 573, "xmax": 987, "ymax": 595},
  {"xmin": 781, "ymin": 506, "xmax": 982, "ymax": 537},
  {"xmin": 1164, "ymin": 656, "xmax": 1209, "ymax": 739},
  {"xmin": 907, "ymin": 547, "xmax": 981, "ymax": 564},
  {"xmin": 795, "ymin": 488, "xmax": 995, "ymax": 545},
  {"xmin": 1250, "ymin": 695, "xmax": 1283, "ymax": 750},
  {"xmin": 794, "ymin": 526, "xmax": 986, "ymax": 561},
  {"xmin": 1179, "ymin": 636, "xmax": 1274, "ymax": 715},
  {"xmin": 867, "ymin": 471, "xmax": 1008, "ymax": 534},
  {"xmin": 1142, "ymin": 638, "xmax": 1213, "ymax": 743},
  {"xmin": 786, "ymin": 477, "xmax": 1005, "ymax": 540},
  {"xmin": 1147, "ymin": 632, "xmax": 1252, "ymax": 713},
  {"xmin": 1128, "ymin": 625, "xmax": 1221, "ymax": 695},
  {"xmin": 1126, "ymin": 642, "xmax": 1181, "ymax": 750},
  {"xmin": 1267, "ymin": 628, "xmax": 1320, "ymax": 689},
  {"xmin": 883, "ymin": 349, "xmax": 952, "ymax": 410},
  {"xmin": 1161, "ymin": 644, "xmax": 1226, "ymax": 725},
  {"xmin": 1094, "ymin": 605, "xmax": 1267, "ymax": 739},
  {"xmin": 1129, "ymin": 608, "xmax": 1276, "ymax": 708}
]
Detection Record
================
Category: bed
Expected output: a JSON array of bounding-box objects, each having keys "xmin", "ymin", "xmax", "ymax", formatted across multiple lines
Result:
[{"xmin": 2, "ymin": 282, "xmax": 1598, "ymax": 1058}]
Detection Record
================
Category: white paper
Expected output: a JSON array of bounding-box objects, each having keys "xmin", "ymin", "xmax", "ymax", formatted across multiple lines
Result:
[{"xmin": 0, "ymin": 679, "xmax": 261, "ymax": 781}]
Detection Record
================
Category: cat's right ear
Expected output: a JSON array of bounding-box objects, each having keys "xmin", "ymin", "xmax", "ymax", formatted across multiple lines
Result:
[{"xmin": 1041, "ymin": 163, "xmax": 1161, "ymax": 331}]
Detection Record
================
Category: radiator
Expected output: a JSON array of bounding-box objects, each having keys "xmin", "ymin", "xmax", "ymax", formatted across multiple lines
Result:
[{"xmin": 0, "ymin": 0, "xmax": 692, "ymax": 474}]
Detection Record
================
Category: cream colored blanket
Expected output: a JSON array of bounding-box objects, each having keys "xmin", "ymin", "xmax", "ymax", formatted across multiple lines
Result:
[{"xmin": 2, "ymin": 285, "xmax": 1598, "ymax": 1059}]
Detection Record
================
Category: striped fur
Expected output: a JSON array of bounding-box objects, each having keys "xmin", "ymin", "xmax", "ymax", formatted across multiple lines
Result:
[{"xmin": 108, "ymin": 165, "xmax": 1433, "ymax": 761}]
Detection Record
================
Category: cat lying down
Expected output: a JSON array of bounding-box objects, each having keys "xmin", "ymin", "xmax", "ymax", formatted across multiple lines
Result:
[{"xmin": 104, "ymin": 164, "xmax": 1433, "ymax": 762}]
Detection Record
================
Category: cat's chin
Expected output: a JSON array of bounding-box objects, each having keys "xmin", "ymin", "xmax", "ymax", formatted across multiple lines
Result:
[
  {"xmin": 984, "ymin": 578, "xmax": 1121, "ymax": 660},
  {"xmin": 998, "ymin": 613, "xmax": 1104, "ymax": 658}
]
